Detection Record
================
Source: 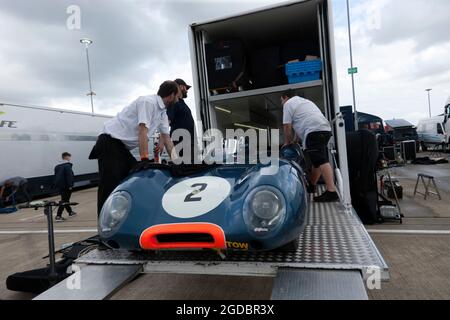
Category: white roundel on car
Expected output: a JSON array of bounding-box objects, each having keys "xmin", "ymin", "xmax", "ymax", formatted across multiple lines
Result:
[{"xmin": 162, "ymin": 177, "xmax": 231, "ymax": 219}]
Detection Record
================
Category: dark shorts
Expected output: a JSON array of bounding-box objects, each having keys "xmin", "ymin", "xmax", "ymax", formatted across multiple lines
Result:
[{"xmin": 305, "ymin": 131, "xmax": 332, "ymax": 168}]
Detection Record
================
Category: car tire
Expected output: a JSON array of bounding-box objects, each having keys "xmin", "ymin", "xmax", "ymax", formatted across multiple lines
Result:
[{"xmin": 276, "ymin": 238, "xmax": 299, "ymax": 253}]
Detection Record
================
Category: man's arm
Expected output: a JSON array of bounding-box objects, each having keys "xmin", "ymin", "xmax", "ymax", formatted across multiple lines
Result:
[
  {"xmin": 65, "ymin": 165, "xmax": 74, "ymax": 189},
  {"xmin": 6, "ymin": 185, "xmax": 19, "ymax": 201},
  {"xmin": 138, "ymin": 124, "xmax": 149, "ymax": 160},
  {"xmin": 160, "ymin": 133, "xmax": 177, "ymax": 161},
  {"xmin": 0, "ymin": 186, "xmax": 5, "ymax": 199},
  {"xmin": 284, "ymin": 123, "xmax": 294, "ymax": 146},
  {"xmin": 293, "ymin": 133, "xmax": 300, "ymax": 144}
]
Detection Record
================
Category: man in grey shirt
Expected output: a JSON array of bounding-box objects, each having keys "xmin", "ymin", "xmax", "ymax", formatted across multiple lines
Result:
[
  {"xmin": 0, "ymin": 176, "xmax": 32, "ymax": 206},
  {"xmin": 281, "ymin": 90, "xmax": 338, "ymax": 202}
]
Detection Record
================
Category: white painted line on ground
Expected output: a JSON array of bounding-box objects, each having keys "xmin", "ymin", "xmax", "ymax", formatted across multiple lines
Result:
[
  {"xmin": 19, "ymin": 214, "xmax": 45, "ymax": 222},
  {"xmin": 0, "ymin": 229, "xmax": 97, "ymax": 235},
  {"xmin": 367, "ymin": 229, "xmax": 450, "ymax": 235}
]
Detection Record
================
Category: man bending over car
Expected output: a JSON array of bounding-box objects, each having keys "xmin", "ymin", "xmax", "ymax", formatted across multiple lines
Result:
[
  {"xmin": 89, "ymin": 81, "xmax": 179, "ymax": 216},
  {"xmin": 281, "ymin": 90, "xmax": 339, "ymax": 203}
]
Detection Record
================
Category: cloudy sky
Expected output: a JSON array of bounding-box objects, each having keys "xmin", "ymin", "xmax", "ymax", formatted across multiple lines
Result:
[{"xmin": 1, "ymin": 0, "xmax": 449, "ymax": 125}]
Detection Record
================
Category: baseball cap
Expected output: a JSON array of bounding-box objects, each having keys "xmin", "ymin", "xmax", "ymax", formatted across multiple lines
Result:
[{"xmin": 174, "ymin": 78, "xmax": 192, "ymax": 90}]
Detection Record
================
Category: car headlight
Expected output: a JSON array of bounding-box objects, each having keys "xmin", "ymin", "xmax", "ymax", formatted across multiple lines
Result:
[
  {"xmin": 243, "ymin": 186, "xmax": 286, "ymax": 236},
  {"xmin": 99, "ymin": 191, "xmax": 131, "ymax": 237}
]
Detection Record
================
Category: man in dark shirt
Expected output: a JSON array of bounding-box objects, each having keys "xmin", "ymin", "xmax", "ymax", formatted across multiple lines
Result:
[
  {"xmin": 167, "ymin": 78, "xmax": 197, "ymax": 164},
  {"xmin": 0, "ymin": 176, "xmax": 31, "ymax": 206},
  {"xmin": 54, "ymin": 152, "xmax": 76, "ymax": 221}
]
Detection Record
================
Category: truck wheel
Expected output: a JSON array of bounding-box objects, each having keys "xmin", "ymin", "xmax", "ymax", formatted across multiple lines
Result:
[
  {"xmin": 421, "ymin": 142, "xmax": 428, "ymax": 152},
  {"xmin": 276, "ymin": 238, "xmax": 299, "ymax": 253}
]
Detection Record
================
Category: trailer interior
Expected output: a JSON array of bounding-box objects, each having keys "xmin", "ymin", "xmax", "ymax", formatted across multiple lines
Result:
[{"xmin": 190, "ymin": 0, "xmax": 334, "ymax": 143}]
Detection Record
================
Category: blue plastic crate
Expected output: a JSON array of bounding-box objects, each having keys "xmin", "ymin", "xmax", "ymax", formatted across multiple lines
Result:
[{"xmin": 285, "ymin": 60, "xmax": 322, "ymax": 84}]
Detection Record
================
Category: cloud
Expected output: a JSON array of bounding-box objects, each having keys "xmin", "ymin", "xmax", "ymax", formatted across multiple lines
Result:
[
  {"xmin": 368, "ymin": 0, "xmax": 450, "ymax": 50},
  {"xmin": 334, "ymin": 0, "xmax": 450, "ymax": 124},
  {"xmin": 0, "ymin": 0, "xmax": 281, "ymax": 114},
  {"xmin": 0, "ymin": 0, "xmax": 449, "ymax": 126}
]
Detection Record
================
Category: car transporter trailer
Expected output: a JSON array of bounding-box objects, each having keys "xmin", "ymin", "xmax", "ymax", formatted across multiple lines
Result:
[
  {"xmin": 35, "ymin": 0, "xmax": 389, "ymax": 300},
  {"xmin": 34, "ymin": 186, "xmax": 389, "ymax": 300}
]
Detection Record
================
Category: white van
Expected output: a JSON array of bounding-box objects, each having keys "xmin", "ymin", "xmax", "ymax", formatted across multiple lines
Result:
[{"xmin": 417, "ymin": 97, "xmax": 450, "ymax": 151}]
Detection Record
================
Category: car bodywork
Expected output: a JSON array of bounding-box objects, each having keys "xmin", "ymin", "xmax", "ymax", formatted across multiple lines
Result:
[{"xmin": 98, "ymin": 147, "xmax": 308, "ymax": 252}]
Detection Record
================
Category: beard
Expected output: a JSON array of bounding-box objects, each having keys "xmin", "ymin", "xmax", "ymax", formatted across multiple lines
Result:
[{"xmin": 182, "ymin": 91, "xmax": 188, "ymax": 99}]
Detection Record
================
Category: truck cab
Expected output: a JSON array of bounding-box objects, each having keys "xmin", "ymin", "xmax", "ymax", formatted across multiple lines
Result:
[
  {"xmin": 417, "ymin": 116, "xmax": 447, "ymax": 151},
  {"xmin": 417, "ymin": 96, "xmax": 450, "ymax": 151},
  {"xmin": 357, "ymin": 112, "xmax": 385, "ymax": 135}
]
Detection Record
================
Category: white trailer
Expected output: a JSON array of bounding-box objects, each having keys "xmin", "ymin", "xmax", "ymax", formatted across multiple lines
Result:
[
  {"xmin": 0, "ymin": 103, "xmax": 112, "ymax": 198},
  {"xmin": 35, "ymin": 0, "xmax": 388, "ymax": 300}
]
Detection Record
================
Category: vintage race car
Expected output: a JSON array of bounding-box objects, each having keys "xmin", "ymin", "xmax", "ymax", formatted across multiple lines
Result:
[{"xmin": 98, "ymin": 145, "xmax": 308, "ymax": 252}]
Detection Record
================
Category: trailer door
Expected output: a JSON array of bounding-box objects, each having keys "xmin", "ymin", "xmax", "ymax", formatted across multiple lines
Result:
[
  {"xmin": 317, "ymin": 0, "xmax": 337, "ymax": 120},
  {"xmin": 189, "ymin": 27, "xmax": 212, "ymax": 134}
]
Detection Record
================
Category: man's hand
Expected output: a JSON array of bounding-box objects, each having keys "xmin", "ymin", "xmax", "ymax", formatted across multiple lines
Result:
[
  {"xmin": 154, "ymin": 144, "xmax": 165, "ymax": 156},
  {"xmin": 160, "ymin": 133, "xmax": 178, "ymax": 161}
]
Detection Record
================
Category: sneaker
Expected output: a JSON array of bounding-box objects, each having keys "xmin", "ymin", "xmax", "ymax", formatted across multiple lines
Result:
[
  {"xmin": 55, "ymin": 216, "xmax": 66, "ymax": 222},
  {"xmin": 314, "ymin": 191, "xmax": 339, "ymax": 203},
  {"xmin": 307, "ymin": 184, "xmax": 317, "ymax": 194},
  {"xmin": 69, "ymin": 211, "xmax": 77, "ymax": 217}
]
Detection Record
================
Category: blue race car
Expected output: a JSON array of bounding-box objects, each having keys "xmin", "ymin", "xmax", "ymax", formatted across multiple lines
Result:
[{"xmin": 98, "ymin": 145, "xmax": 308, "ymax": 252}]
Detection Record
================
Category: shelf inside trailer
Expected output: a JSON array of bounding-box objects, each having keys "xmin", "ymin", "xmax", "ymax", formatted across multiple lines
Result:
[
  {"xmin": 209, "ymin": 80, "xmax": 323, "ymax": 102},
  {"xmin": 210, "ymin": 82, "xmax": 325, "ymax": 136}
]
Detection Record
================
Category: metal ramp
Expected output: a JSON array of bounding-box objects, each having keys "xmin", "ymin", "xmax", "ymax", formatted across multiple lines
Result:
[
  {"xmin": 34, "ymin": 265, "xmax": 142, "ymax": 300},
  {"xmin": 35, "ymin": 194, "xmax": 389, "ymax": 300}
]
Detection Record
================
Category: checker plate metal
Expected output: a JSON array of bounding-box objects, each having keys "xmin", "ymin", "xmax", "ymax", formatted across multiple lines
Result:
[{"xmin": 76, "ymin": 192, "xmax": 389, "ymax": 279}]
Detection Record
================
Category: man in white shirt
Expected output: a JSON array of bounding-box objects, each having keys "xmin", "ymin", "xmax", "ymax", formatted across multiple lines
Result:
[
  {"xmin": 89, "ymin": 81, "xmax": 179, "ymax": 215},
  {"xmin": 281, "ymin": 90, "xmax": 338, "ymax": 202}
]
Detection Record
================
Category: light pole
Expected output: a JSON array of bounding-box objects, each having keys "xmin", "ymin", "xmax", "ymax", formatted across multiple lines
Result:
[
  {"xmin": 80, "ymin": 38, "xmax": 95, "ymax": 114},
  {"xmin": 426, "ymin": 89, "xmax": 432, "ymax": 118},
  {"xmin": 346, "ymin": 0, "xmax": 358, "ymax": 131}
]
